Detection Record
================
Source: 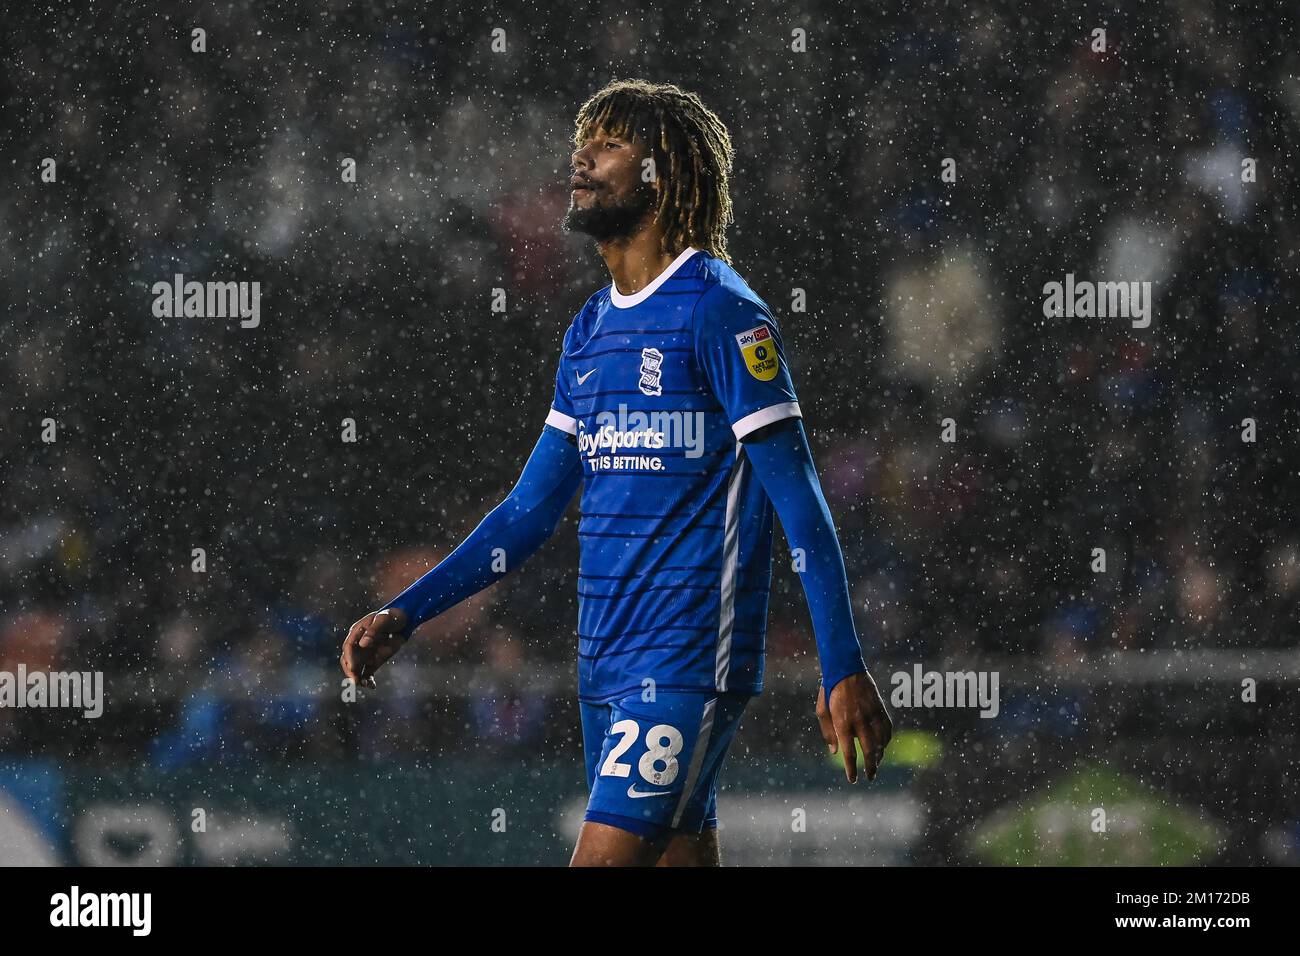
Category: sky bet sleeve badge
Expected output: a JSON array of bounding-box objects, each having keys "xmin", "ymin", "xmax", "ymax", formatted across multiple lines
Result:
[{"xmin": 735, "ymin": 323, "xmax": 779, "ymax": 381}]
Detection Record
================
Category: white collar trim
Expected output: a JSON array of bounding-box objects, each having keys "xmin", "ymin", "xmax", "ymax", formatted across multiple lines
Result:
[{"xmin": 608, "ymin": 246, "xmax": 701, "ymax": 308}]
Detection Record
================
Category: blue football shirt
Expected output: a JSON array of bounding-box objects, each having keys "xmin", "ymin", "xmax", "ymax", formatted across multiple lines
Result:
[{"xmin": 545, "ymin": 247, "xmax": 804, "ymax": 703}]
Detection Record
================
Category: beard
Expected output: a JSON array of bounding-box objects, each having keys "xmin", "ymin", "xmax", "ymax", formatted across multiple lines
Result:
[{"xmin": 562, "ymin": 182, "xmax": 656, "ymax": 242}]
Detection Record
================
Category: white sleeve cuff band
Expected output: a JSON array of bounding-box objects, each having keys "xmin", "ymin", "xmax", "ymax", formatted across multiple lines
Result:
[
  {"xmin": 732, "ymin": 401, "xmax": 802, "ymax": 440},
  {"xmin": 545, "ymin": 407, "xmax": 578, "ymax": 435}
]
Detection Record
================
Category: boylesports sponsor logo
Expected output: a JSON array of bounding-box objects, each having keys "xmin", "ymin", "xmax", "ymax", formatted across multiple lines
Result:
[
  {"xmin": 576, "ymin": 405, "xmax": 706, "ymax": 472},
  {"xmin": 577, "ymin": 422, "xmax": 667, "ymax": 456},
  {"xmin": 578, "ymin": 417, "xmax": 667, "ymax": 473}
]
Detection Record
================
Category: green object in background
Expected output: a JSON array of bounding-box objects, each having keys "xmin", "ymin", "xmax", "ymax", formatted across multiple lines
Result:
[
  {"xmin": 825, "ymin": 729, "xmax": 943, "ymax": 771},
  {"xmin": 970, "ymin": 764, "xmax": 1223, "ymax": 866},
  {"xmin": 884, "ymin": 730, "xmax": 944, "ymax": 768}
]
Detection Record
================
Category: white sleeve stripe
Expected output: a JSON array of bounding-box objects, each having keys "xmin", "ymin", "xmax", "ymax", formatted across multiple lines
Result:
[
  {"xmin": 731, "ymin": 401, "xmax": 802, "ymax": 440},
  {"xmin": 545, "ymin": 407, "xmax": 578, "ymax": 435}
]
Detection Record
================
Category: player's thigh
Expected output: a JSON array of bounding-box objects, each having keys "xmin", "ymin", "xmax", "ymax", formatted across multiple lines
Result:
[
  {"xmin": 656, "ymin": 828, "xmax": 721, "ymax": 867},
  {"xmin": 570, "ymin": 821, "xmax": 664, "ymax": 867}
]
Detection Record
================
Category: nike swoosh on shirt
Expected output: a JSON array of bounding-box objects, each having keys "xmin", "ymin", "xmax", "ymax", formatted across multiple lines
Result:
[
  {"xmin": 576, "ymin": 368, "xmax": 596, "ymax": 384},
  {"xmin": 626, "ymin": 785, "xmax": 671, "ymax": 799}
]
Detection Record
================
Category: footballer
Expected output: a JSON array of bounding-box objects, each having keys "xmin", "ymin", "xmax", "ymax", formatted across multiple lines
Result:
[{"xmin": 340, "ymin": 79, "xmax": 893, "ymax": 867}]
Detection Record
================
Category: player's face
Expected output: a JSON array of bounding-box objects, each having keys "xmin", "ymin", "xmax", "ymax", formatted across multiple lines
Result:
[{"xmin": 563, "ymin": 126, "xmax": 657, "ymax": 241}]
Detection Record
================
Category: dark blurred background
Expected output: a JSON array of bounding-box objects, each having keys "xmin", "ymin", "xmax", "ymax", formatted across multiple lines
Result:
[{"xmin": 1, "ymin": 0, "xmax": 1297, "ymax": 865}]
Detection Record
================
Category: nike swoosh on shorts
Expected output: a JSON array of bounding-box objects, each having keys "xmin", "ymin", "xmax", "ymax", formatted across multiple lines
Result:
[{"xmin": 626, "ymin": 785, "xmax": 671, "ymax": 799}]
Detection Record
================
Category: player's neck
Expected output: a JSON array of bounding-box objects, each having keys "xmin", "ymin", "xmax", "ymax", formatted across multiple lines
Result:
[{"xmin": 598, "ymin": 228, "xmax": 680, "ymax": 298}]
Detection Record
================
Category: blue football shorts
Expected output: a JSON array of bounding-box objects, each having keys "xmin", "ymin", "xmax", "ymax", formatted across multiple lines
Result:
[{"xmin": 579, "ymin": 689, "xmax": 751, "ymax": 841}]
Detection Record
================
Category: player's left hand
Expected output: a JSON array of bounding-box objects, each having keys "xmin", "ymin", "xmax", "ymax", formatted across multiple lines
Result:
[{"xmin": 816, "ymin": 670, "xmax": 893, "ymax": 783}]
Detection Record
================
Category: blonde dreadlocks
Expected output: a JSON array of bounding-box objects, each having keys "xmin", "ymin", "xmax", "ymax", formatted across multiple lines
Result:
[{"xmin": 573, "ymin": 79, "xmax": 736, "ymax": 265}]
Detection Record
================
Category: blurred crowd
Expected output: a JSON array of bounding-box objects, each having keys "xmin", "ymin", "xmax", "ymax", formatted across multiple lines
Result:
[{"xmin": 1, "ymin": 1, "xmax": 1297, "ymax": 762}]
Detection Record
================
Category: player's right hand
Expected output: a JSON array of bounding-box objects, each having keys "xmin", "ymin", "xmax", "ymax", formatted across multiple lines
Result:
[{"xmin": 339, "ymin": 608, "xmax": 410, "ymax": 689}]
